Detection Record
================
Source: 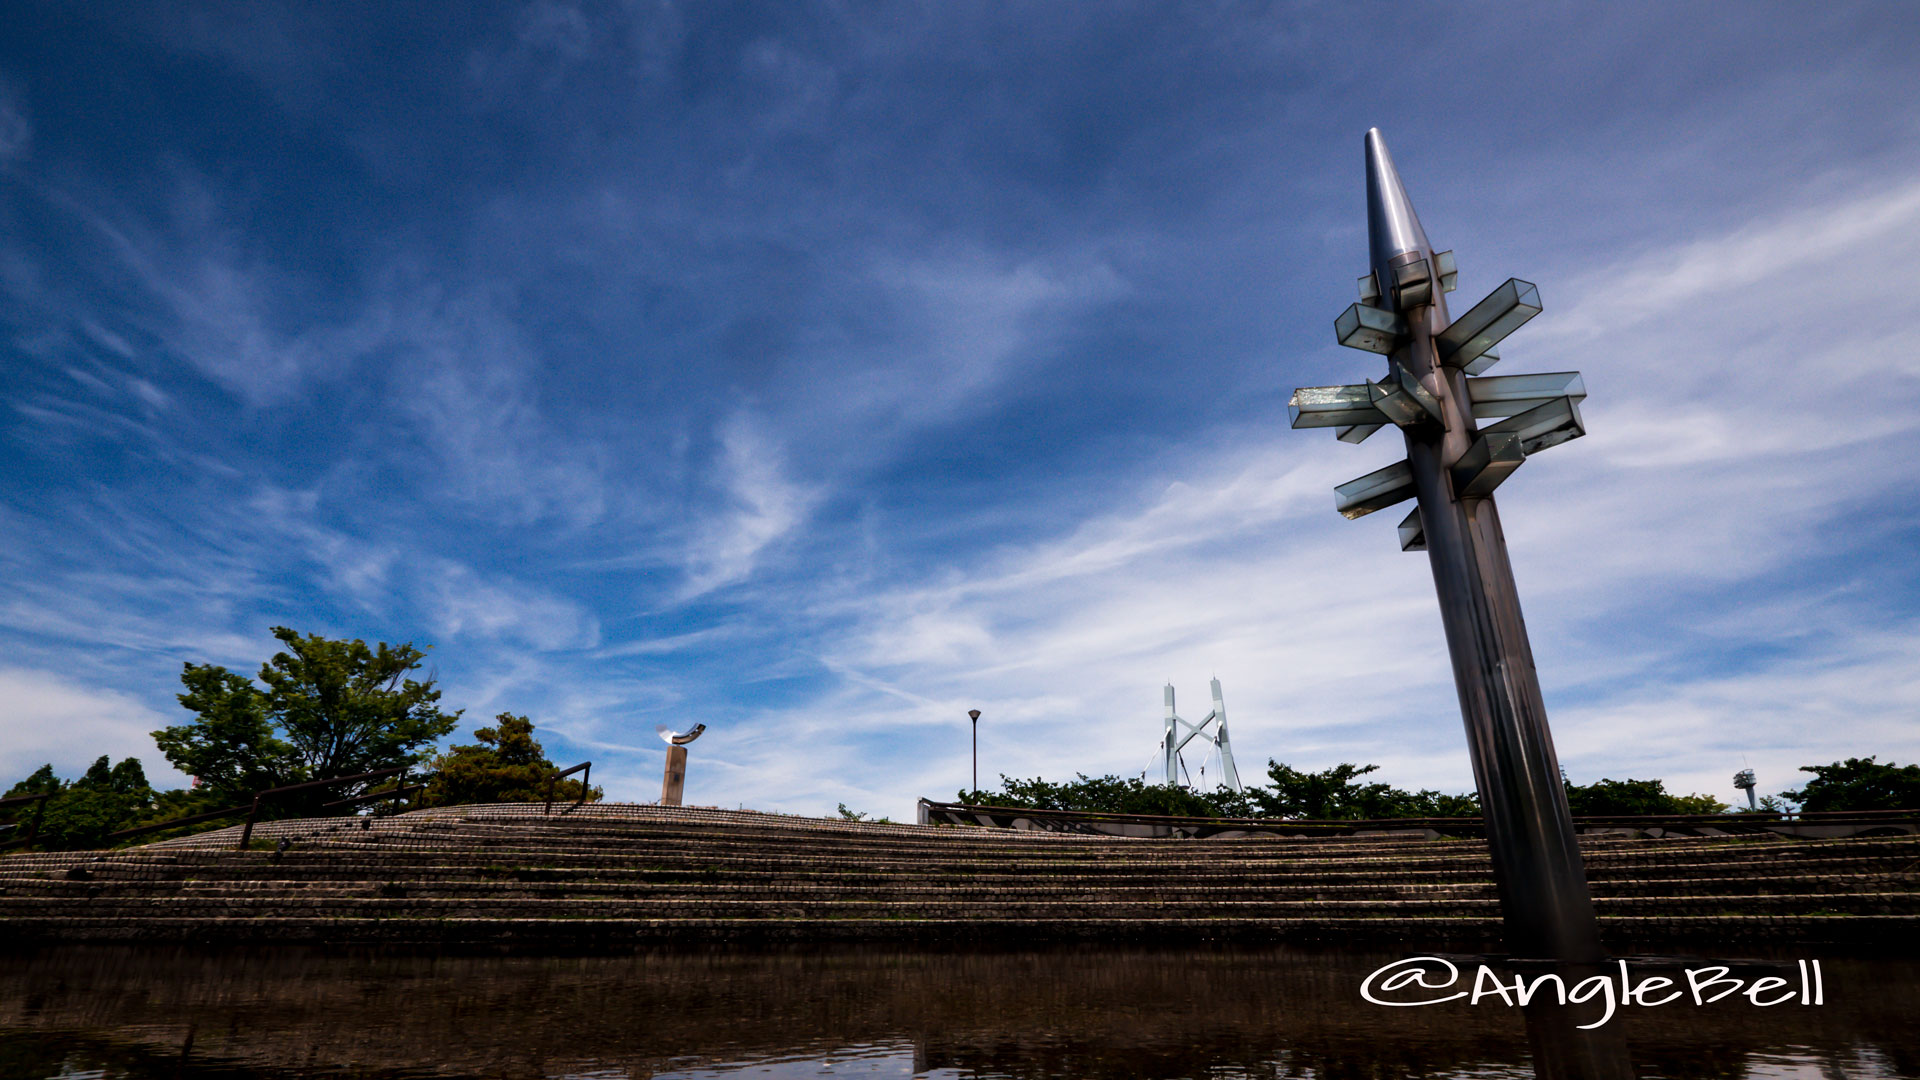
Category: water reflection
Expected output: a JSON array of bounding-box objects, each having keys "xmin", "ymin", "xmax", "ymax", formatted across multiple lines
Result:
[{"xmin": 0, "ymin": 946, "xmax": 1912, "ymax": 1079}]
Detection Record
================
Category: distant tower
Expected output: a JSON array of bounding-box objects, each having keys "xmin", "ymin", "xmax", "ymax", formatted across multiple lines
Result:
[
  {"xmin": 1159, "ymin": 679, "xmax": 1243, "ymax": 793},
  {"xmin": 1733, "ymin": 768, "xmax": 1758, "ymax": 812}
]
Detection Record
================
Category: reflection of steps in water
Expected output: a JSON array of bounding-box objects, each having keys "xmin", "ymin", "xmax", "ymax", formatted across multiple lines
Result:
[
  {"xmin": 0, "ymin": 947, "xmax": 1912, "ymax": 1080},
  {"xmin": 0, "ymin": 803, "xmax": 1915, "ymax": 946}
]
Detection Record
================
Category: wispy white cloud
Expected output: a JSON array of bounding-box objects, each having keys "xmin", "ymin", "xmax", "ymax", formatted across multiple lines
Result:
[
  {"xmin": 390, "ymin": 290, "xmax": 611, "ymax": 529},
  {"xmin": 246, "ymin": 484, "xmax": 599, "ymax": 652},
  {"xmin": 35, "ymin": 173, "xmax": 388, "ymax": 406},
  {"xmin": 0, "ymin": 668, "xmax": 190, "ymax": 789},
  {"xmin": 424, "ymin": 560, "xmax": 600, "ymax": 652},
  {"xmin": 849, "ymin": 249, "xmax": 1129, "ymax": 430},
  {"xmin": 679, "ymin": 411, "xmax": 817, "ymax": 598}
]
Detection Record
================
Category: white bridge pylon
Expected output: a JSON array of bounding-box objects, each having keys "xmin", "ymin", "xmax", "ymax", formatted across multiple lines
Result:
[{"xmin": 1160, "ymin": 678, "xmax": 1243, "ymax": 793}]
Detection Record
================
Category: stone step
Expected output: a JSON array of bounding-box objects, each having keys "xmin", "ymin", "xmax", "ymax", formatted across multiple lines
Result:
[
  {"xmin": 6, "ymin": 871, "xmax": 1904, "ymax": 904},
  {"xmin": 7, "ymin": 848, "xmax": 1909, "ymax": 891},
  {"xmin": 2, "ymin": 891, "xmax": 1908, "ymax": 921},
  {"xmin": 5, "ymin": 805, "xmax": 1914, "ymax": 948},
  {"xmin": 0, "ymin": 912, "xmax": 1911, "ymax": 948}
]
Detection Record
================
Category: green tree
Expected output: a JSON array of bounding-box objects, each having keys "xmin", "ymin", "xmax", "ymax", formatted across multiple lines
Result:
[
  {"xmin": 836, "ymin": 803, "xmax": 894, "ymax": 824},
  {"xmin": 154, "ymin": 626, "xmax": 460, "ymax": 810},
  {"xmin": 421, "ymin": 713, "xmax": 599, "ymax": 807},
  {"xmin": 3, "ymin": 757, "xmax": 155, "ymax": 850},
  {"xmin": 962, "ymin": 774, "xmax": 1232, "ymax": 817},
  {"xmin": 1247, "ymin": 761, "xmax": 1474, "ymax": 820},
  {"xmin": 1781, "ymin": 757, "xmax": 1920, "ymax": 812},
  {"xmin": 158, "ymin": 665, "xmax": 289, "ymax": 807},
  {"xmin": 1562, "ymin": 777, "xmax": 1728, "ymax": 816},
  {"xmin": 959, "ymin": 763, "xmax": 1480, "ymax": 821}
]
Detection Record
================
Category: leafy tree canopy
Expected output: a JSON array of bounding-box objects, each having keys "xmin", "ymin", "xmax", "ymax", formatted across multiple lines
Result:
[
  {"xmin": 421, "ymin": 713, "xmax": 600, "ymax": 808},
  {"xmin": 962, "ymin": 774, "xmax": 1234, "ymax": 817},
  {"xmin": 1248, "ymin": 761, "xmax": 1480, "ymax": 820},
  {"xmin": 153, "ymin": 626, "xmax": 460, "ymax": 809},
  {"xmin": 3, "ymin": 756, "xmax": 155, "ymax": 850},
  {"xmin": 1781, "ymin": 757, "xmax": 1920, "ymax": 812},
  {"xmin": 959, "ymin": 761, "xmax": 1480, "ymax": 821},
  {"xmin": 1562, "ymin": 777, "xmax": 1727, "ymax": 816}
]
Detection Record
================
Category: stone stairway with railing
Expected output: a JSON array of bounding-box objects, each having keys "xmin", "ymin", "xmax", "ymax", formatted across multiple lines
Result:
[{"xmin": 1, "ymin": 804, "xmax": 1914, "ymax": 948}]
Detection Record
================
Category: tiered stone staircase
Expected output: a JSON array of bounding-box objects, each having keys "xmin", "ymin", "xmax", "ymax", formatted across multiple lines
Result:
[{"xmin": 1, "ymin": 804, "xmax": 1914, "ymax": 947}]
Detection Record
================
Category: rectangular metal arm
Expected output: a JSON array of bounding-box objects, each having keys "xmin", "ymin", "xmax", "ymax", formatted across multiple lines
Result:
[
  {"xmin": 1480, "ymin": 395, "xmax": 1586, "ymax": 455},
  {"xmin": 1334, "ymin": 303, "xmax": 1407, "ymax": 354},
  {"xmin": 1465, "ymin": 371, "xmax": 1585, "ymax": 418},
  {"xmin": 1436, "ymin": 278, "xmax": 1541, "ymax": 367},
  {"xmin": 1334, "ymin": 459, "xmax": 1415, "ymax": 519},
  {"xmin": 1451, "ymin": 431, "xmax": 1527, "ymax": 497},
  {"xmin": 1288, "ymin": 383, "xmax": 1389, "ymax": 428}
]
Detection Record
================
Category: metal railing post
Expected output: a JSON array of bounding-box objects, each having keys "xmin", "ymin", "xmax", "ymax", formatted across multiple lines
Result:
[
  {"xmin": 544, "ymin": 762, "xmax": 592, "ymax": 815},
  {"xmin": 238, "ymin": 796, "xmax": 263, "ymax": 851}
]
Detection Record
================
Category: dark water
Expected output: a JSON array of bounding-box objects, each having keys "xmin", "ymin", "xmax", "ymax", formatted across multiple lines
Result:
[{"xmin": 0, "ymin": 945, "xmax": 1914, "ymax": 1079}]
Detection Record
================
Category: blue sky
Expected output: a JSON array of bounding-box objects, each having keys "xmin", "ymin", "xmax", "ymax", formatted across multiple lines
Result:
[{"xmin": 2, "ymin": 3, "xmax": 1917, "ymax": 818}]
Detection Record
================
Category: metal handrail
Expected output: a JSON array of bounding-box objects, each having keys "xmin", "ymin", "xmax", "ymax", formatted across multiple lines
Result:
[
  {"xmin": 0, "ymin": 792, "xmax": 52, "ymax": 850},
  {"xmin": 105, "ymin": 802, "xmax": 254, "ymax": 843},
  {"xmin": 239, "ymin": 766, "xmax": 412, "ymax": 849},
  {"xmin": 320, "ymin": 783, "xmax": 426, "ymax": 811},
  {"xmin": 92, "ymin": 766, "xmax": 417, "ymax": 850},
  {"xmin": 544, "ymin": 761, "xmax": 591, "ymax": 816}
]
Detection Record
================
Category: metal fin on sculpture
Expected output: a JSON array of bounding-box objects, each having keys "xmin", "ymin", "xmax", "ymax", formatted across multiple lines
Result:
[
  {"xmin": 1289, "ymin": 383, "xmax": 1388, "ymax": 429},
  {"xmin": 1335, "ymin": 302, "xmax": 1406, "ymax": 354},
  {"xmin": 1451, "ymin": 431, "xmax": 1526, "ymax": 498},
  {"xmin": 1433, "ymin": 249, "xmax": 1458, "ymax": 293},
  {"xmin": 1394, "ymin": 363, "xmax": 1444, "ymax": 421},
  {"xmin": 1480, "ymin": 395, "xmax": 1586, "ymax": 455},
  {"xmin": 1465, "ymin": 371, "xmax": 1586, "ymax": 418},
  {"xmin": 1437, "ymin": 279, "xmax": 1541, "ymax": 367},
  {"xmin": 1368, "ymin": 378, "xmax": 1429, "ymax": 428},
  {"xmin": 1336, "ymin": 423, "xmax": 1383, "ymax": 444},
  {"xmin": 1462, "ymin": 344, "xmax": 1501, "ymax": 375},
  {"xmin": 1397, "ymin": 506, "xmax": 1426, "ymax": 552},
  {"xmin": 1334, "ymin": 459, "xmax": 1415, "ymax": 519}
]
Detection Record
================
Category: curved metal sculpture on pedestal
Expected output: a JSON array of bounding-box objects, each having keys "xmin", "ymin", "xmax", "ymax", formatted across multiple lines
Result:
[{"xmin": 656, "ymin": 723, "xmax": 706, "ymax": 807}]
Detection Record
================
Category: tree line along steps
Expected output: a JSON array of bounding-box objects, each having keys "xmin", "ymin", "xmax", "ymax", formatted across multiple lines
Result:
[{"xmin": 0, "ymin": 803, "xmax": 1914, "ymax": 948}]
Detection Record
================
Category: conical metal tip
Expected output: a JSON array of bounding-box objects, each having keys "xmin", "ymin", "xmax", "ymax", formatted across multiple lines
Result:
[{"xmin": 1364, "ymin": 129, "xmax": 1434, "ymax": 313}]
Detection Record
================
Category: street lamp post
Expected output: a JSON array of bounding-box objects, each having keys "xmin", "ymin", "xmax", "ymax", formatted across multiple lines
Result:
[{"xmin": 968, "ymin": 709, "xmax": 982, "ymax": 795}]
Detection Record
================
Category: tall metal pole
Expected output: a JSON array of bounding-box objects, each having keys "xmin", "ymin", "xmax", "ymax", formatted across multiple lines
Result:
[
  {"xmin": 1291, "ymin": 130, "xmax": 1604, "ymax": 963},
  {"xmin": 968, "ymin": 709, "xmax": 981, "ymax": 794},
  {"xmin": 1368, "ymin": 130, "xmax": 1602, "ymax": 963}
]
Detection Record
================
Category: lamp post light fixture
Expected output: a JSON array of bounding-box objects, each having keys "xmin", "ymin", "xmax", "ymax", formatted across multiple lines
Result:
[{"xmin": 968, "ymin": 709, "xmax": 982, "ymax": 795}]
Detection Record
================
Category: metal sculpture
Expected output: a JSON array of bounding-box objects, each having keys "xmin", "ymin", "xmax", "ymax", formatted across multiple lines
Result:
[
  {"xmin": 656, "ymin": 723, "xmax": 706, "ymax": 807},
  {"xmin": 1733, "ymin": 768, "xmax": 1758, "ymax": 811},
  {"xmin": 1288, "ymin": 129, "xmax": 1601, "ymax": 962},
  {"xmin": 1159, "ymin": 679, "xmax": 1243, "ymax": 793}
]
